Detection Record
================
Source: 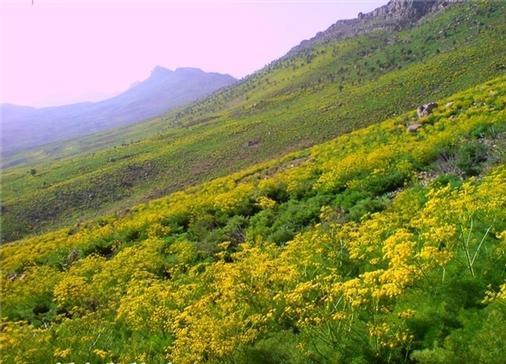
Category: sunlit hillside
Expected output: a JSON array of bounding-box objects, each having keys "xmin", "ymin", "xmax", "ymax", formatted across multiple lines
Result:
[
  {"xmin": 2, "ymin": 0, "xmax": 505, "ymax": 242},
  {"xmin": 2, "ymin": 76, "xmax": 505, "ymax": 363}
]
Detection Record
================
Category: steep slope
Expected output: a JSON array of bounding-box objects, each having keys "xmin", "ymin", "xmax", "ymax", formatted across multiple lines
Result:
[
  {"xmin": 1, "ymin": 76, "xmax": 505, "ymax": 363},
  {"xmin": 284, "ymin": 0, "xmax": 461, "ymax": 58},
  {"xmin": 0, "ymin": 67, "xmax": 236, "ymax": 155},
  {"xmin": 1, "ymin": 0, "xmax": 505, "ymax": 242}
]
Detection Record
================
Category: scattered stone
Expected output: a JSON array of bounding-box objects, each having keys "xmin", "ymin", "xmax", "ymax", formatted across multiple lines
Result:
[
  {"xmin": 7, "ymin": 273, "xmax": 18, "ymax": 281},
  {"xmin": 407, "ymin": 123, "xmax": 423, "ymax": 133},
  {"xmin": 8, "ymin": 272, "xmax": 26, "ymax": 281},
  {"xmin": 66, "ymin": 248, "xmax": 79, "ymax": 265},
  {"xmin": 416, "ymin": 170, "xmax": 437, "ymax": 186},
  {"xmin": 417, "ymin": 102, "xmax": 438, "ymax": 118},
  {"xmin": 246, "ymin": 139, "xmax": 260, "ymax": 147},
  {"xmin": 482, "ymin": 139, "xmax": 497, "ymax": 148}
]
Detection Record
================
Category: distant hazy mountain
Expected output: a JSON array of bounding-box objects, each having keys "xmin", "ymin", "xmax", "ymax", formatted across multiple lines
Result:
[{"xmin": 1, "ymin": 67, "xmax": 236, "ymax": 155}]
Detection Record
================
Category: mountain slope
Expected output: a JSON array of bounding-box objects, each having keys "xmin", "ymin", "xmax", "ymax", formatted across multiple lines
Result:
[
  {"xmin": 0, "ymin": 67, "xmax": 236, "ymax": 155},
  {"xmin": 1, "ymin": 76, "xmax": 505, "ymax": 363},
  {"xmin": 1, "ymin": 0, "xmax": 505, "ymax": 242},
  {"xmin": 284, "ymin": 0, "xmax": 461, "ymax": 58},
  {"xmin": 0, "ymin": 0, "xmax": 466, "ymax": 169}
]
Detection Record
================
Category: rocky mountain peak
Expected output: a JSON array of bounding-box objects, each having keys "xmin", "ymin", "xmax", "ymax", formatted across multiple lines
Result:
[{"xmin": 357, "ymin": 0, "xmax": 458, "ymax": 24}]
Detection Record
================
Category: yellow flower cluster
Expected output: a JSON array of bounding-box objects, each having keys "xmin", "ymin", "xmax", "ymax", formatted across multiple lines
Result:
[{"xmin": 256, "ymin": 195, "xmax": 277, "ymax": 209}]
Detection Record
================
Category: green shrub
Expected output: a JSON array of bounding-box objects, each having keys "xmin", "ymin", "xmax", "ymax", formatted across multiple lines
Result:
[
  {"xmin": 348, "ymin": 197, "xmax": 388, "ymax": 221},
  {"xmin": 456, "ymin": 141, "xmax": 489, "ymax": 176}
]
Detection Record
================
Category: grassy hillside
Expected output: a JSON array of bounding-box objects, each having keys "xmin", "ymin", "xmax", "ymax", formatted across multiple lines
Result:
[
  {"xmin": 1, "ymin": 76, "xmax": 505, "ymax": 363},
  {"xmin": 2, "ymin": 1, "xmax": 506, "ymax": 242},
  {"xmin": 1, "ymin": 67, "xmax": 237, "ymax": 156}
]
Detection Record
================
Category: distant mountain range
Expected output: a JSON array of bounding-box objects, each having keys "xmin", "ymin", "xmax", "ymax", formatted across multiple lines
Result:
[{"xmin": 0, "ymin": 67, "xmax": 236, "ymax": 155}]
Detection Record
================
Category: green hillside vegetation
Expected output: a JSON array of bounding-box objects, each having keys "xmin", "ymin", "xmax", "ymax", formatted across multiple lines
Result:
[
  {"xmin": 1, "ymin": 76, "xmax": 505, "ymax": 363},
  {"xmin": 2, "ymin": 1, "xmax": 506, "ymax": 242}
]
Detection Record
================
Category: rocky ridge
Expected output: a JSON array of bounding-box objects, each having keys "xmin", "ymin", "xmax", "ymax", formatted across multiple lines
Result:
[{"xmin": 285, "ymin": 0, "xmax": 462, "ymax": 58}]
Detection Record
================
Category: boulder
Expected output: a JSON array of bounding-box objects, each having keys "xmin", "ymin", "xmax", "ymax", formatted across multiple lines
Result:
[
  {"xmin": 66, "ymin": 248, "xmax": 79, "ymax": 265},
  {"xmin": 407, "ymin": 123, "xmax": 423, "ymax": 133},
  {"xmin": 417, "ymin": 102, "xmax": 438, "ymax": 118}
]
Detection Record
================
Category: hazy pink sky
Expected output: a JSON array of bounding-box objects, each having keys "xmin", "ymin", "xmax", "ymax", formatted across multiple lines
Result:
[{"xmin": 0, "ymin": 0, "xmax": 385, "ymax": 107}]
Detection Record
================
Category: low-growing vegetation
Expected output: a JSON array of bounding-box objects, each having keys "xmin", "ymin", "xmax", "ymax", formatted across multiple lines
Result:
[{"xmin": 1, "ymin": 77, "xmax": 505, "ymax": 363}]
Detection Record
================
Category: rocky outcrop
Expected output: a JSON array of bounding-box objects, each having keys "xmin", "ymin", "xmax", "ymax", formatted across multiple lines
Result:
[{"xmin": 285, "ymin": 0, "xmax": 462, "ymax": 58}]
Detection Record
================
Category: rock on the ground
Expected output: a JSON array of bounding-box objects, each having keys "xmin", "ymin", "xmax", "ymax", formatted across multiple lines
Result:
[
  {"xmin": 407, "ymin": 123, "xmax": 423, "ymax": 133},
  {"xmin": 417, "ymin": 102, "xmax": 438, "ymax": 118}
]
